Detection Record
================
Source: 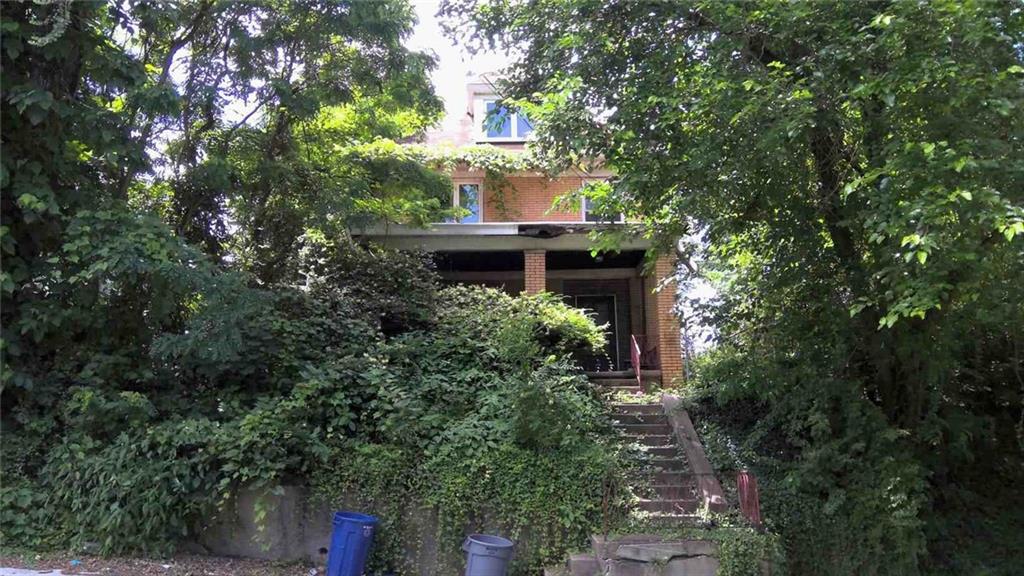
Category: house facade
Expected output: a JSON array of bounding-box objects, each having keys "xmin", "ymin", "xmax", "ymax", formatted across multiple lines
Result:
[{"xmin": 356, "ymin": 81, "xmax": 685, "ymax": 384}]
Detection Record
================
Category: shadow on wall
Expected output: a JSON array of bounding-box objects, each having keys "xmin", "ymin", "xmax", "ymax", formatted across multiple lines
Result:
[{"xmin": 197, "ymin": 485, "xmax": 516, "ymax": 575}]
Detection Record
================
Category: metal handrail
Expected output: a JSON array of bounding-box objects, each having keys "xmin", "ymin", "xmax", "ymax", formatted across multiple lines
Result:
[{"xmin": 630, "ymin": 334, "xmax": 644, "ymax": 392}]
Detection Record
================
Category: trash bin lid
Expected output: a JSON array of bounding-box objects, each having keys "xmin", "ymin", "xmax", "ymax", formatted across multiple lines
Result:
[
  {"xmin": 333, "ymin": 511, "xmax": 378, "ymax": 525},
  {"xmin": 465, "ymin": 534, "xmax": 514, "ymax": 549}
]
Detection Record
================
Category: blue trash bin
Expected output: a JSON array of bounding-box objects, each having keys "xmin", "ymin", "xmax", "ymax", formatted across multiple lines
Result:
[
  {"xmin": 326, "ymin": 511, "xmax": 378, "ymax": 576},
  {"xmin": 462, "ymin": 534, "xmax": 514, "ymax": 576}
]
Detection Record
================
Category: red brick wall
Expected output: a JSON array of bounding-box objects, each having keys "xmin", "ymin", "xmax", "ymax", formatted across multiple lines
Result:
[
  {"xmin": 524, "ymin": 250, "xmax": 546, "ymax": 293},
  {"xmin": 480, "ymin": 175, "xmax": 584, "ymax": 222},
  {"xmin": 654, "ymin": 255, "xmax": 685, "ymax": 384}
]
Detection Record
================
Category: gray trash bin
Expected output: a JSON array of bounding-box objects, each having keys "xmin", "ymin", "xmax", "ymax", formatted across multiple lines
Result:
[{"xmin": 462, "ymin": 534, "xmax": 514, "ymax": 576}]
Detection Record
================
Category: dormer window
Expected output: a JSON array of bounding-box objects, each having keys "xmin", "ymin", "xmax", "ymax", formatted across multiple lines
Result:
[{"xmin": 476, "ymin": 99, "xmax": 533, "ymax": 142}]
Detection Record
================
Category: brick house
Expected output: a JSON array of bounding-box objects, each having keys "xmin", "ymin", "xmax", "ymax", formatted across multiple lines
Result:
[{"xmin": 357, "ymin": 80, "xmax": 685, "ymax": 384}]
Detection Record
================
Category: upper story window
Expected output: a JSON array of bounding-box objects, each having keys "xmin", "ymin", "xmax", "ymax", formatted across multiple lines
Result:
[
  {"xmin": 447, "ymin": 182, "xmax": 481, "ymax": 223},
  {"xmin": 582, "ymin": 196, "xmax": 624, "ymax": 223},
  {"xmin": 476, "ymin": 99, "xmax": 533, "ymax": 142}
]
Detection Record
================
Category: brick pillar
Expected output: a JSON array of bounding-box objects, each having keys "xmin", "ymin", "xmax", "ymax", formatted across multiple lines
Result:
[
  {"xmin": 654, "ymin": 255, "xmax": 685, "ymax": 384},
  {"xmin": 524, "ymin": 250, "xmax": 546, "ymax": 294}
]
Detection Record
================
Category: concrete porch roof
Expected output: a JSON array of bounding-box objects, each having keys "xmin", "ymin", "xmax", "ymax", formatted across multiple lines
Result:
[{"xmin": 353, "ymin": 222, "xmax": 653, "ymax": 252}]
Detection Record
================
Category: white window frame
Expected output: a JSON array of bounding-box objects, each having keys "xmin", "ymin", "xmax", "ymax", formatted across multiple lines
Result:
[
  {"xmin": 474, "ymin": 98, "xmax": 533, "ymax": 142},
  {"xmin": 451, "ymin": 180, "xmax": 484, "ymax": 223}
]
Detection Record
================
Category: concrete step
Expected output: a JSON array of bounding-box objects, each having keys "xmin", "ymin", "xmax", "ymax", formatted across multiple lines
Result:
[
  {"xmin": 616, "ymin": 423, "xmax": 672, "ymax": 436},
  {"xmin": 645, "ymin": 512, "xmax": 703, "ymax": 527},
  {"xmin": 567, "ymin": 552, "xmax": 601, "ymax": 576},
  {"xmin": 611, "ymin": 413, "xmax": 666, "ymax": 425},
  {"xmin": 637, "ymin": 498, "xmax": 699, "ymax": 514},
  {"xmin": 605, "ymin": 556, "xmax": 717, "ymax": 576},
  {"xmin": 591, "ymin": 378, "xmax": 646, "ymax": 387},
  {"xmin": 608, "ymin": 541, "xmax": 720, "ymax": 576},
  {"xmin": 622, "ymin": 434, "xmax": 674, "ymax": 447},
  {"xmin": 591, "ymin": 534, "xmax": 669, "ymax": 562},
  {"xmin": 609, "ymin": 403, "xmax": 662, "ymax": 414},
  {"xmin": 642, "ymin": 445, "xmax": 682, "ymax": 459},
  {"xmin": 651, "ymin": 484, "xmax": 698, "ymax": 500},
  {"xmin": 600, "ymin": 386, "xmax": 643, "ymax": 395},
  {"xmin": 645, "ymin": 457, "xmax": 686, "ymax": 471},
  {"xmin": 647, "ymin": 471, "xmax": 696, "ymax": 485},
  {"xmin": 586, "ymin": 370, "xmax": 661, "ymax": 379}
]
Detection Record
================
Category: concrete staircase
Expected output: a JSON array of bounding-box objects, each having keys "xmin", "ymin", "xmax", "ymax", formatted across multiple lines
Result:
[
  {"xmin": 611, "ymin": 402, "xmax": 700, "ymax": 522},
  {"xmin": 544, "ymin": 376, "xmax": 728, "ymax": 576}
]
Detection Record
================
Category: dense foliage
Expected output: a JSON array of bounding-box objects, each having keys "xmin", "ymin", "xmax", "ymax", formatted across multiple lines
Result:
[
  {"xmin": 313, "ymin": 286, "xmax": 624, "ymax": 573},
  {"xmin": 0, "ymin": 2, "xmax": 629, "ymax": 573},
  {"xmin": 445, "ymin": 0, "xmax": 1024, "ymax": 574}
]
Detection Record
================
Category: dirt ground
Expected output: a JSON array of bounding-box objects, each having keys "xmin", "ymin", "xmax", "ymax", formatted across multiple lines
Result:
[{"xmin": 0, "ymin": 552, "xmax": 319, "ymax": 576}]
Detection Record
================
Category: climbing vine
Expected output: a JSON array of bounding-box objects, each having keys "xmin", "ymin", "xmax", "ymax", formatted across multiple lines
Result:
[
  {"xmin": 338, "ymin": 139, "xmax": 575, "ymax": 220},
  {"xmin": 307, "ymin": 286, "xmax": 634, "ymax": 574}
]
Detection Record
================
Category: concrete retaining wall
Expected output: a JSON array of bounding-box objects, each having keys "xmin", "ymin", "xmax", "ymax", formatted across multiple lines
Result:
[{"xmin": 197, "ymin": 484, "xmax": 499, "ymax": 575}]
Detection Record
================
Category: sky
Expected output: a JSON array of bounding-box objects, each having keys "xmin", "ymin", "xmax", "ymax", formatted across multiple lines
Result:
[{"xmin": 407, "ymin": 1, "xmax": 510, "ymax": 137}]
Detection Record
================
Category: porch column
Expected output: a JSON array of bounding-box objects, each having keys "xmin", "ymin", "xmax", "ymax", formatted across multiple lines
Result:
[
  {"xmin": 524, "ymin": 249, "xmax": 546, "ymax": 294},
  {"xmin": 654, "ymin": 255, "xmax": 685, "ymax": 384}
]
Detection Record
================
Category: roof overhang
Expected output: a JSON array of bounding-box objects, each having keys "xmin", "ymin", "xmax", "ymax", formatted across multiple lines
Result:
[{"xmin": 353, "ymin": 222, "xmax": 652, "ymax": 252}]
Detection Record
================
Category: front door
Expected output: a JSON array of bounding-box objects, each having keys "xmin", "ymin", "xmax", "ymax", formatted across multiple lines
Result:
[{"xmin": 574, "ymin": 295, "xmax": 618, "ymax": 371}]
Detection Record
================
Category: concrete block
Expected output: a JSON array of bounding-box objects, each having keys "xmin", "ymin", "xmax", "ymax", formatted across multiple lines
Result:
[
  {"xmin": 592, "ymin": 534, "xmax": 669, "ymax": 560},
  {"xmin": 607, "ymin": 559, "xmax": 653, "ymax": 576},
  {"xmin": 569, "ymin": 552, "xmax": 601, "ymax": 576},
  {"xmin": 663, "ymin": 555, "xmax": 719, "ymax": 576},
  {"xmin": 615, "ymin": 540, "xmax": 718, "ymax": 562},
  {"xmin": 608, "ymin": 554, "xmax": 719, "ymax": 576}
]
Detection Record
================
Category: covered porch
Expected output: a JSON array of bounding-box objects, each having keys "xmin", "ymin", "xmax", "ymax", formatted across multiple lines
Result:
[
  {"xmin": 433, "ymin": 248, "xmax": 683, "ymax": 381},
  {"xmin": 355, "ymin": 223, "xmax": 685, "ymax": 384}
]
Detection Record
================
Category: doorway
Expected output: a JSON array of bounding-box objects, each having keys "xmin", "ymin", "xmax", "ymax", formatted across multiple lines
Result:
[{"xmin": 574, "ymin": 294, "xmax": 619, "ymax": 370}]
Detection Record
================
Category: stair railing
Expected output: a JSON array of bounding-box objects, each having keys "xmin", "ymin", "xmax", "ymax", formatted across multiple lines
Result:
[
  {"xmin": 737, "ymin": 470, "xmax": 763, "ymax": 527},
  {"xmin": 630, "ymin": 334, "xmax": 644, "ymax": 392}
]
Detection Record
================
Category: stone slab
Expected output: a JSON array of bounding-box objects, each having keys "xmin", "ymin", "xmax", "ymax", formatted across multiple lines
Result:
[
  {"xmin": 569, "ymin": 552, "xmax": 601, "ymax": 576},
  {"xmin": 608, "ymin": 554, "xmax": 719, "ymax": 576},
  {"xmin": 591, "ymin": 534, "xmax": 669, "ymax": 560},
  {"xmin": 615, "ymin": 540, "xmax": 718, "ymax": 562}
]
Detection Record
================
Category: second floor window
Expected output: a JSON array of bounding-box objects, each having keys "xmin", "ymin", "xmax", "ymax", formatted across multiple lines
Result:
[
  {"xmin": 453, "ymin": 183, "xmax": 481, "ymax": 223},
  {"xmin": 482, "ymin": 100, "xmax": 533, "ymax": 141},
  {"xmin": 583, "ymin": 196, "xmax": 624, "ymax": 223}
]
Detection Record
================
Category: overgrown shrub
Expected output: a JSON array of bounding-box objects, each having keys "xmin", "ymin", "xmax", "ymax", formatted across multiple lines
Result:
[
  {"xmin": 687, "ymin": 347, "xmax": 930, "ymax": 576},
  {"xmin": 1, "ymin": 222, "xmax": 627, "ymax": 573},
  {"xmin": 0, "ymin": 478, "xmax": 52, "ymax": 550},
  {"xmin": 44, "ymin": 419, "xmax": 223, "ymax": 555},
  {"xmin": 304, "ymin": 286, "xmax": 625, "ymax": 573}
]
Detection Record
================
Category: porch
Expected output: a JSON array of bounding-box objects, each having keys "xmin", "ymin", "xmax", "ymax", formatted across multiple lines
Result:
[{"xmin": 433, "ymin": 249, "xmax": 683, "ymax": 382}]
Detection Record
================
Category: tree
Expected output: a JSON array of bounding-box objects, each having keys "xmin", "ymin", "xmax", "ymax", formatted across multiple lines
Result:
[
  {"xmin": 443, "ymin": 1, "xmax": 1024, "ymax": 573},
  {"xmin": 1, "ymin": 0, "xmax": 447, "ymax": 396}
]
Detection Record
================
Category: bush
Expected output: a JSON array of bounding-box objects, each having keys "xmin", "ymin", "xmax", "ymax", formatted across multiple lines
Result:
[
  {"xmin": 2, "ymin": 232, "xmax": 628, "ymax": 573},
  {"xmin": 687, "ymin": 347, "xmax": 928, "ymax": 576},
  {"xmin": 0, "ymin": 478, "xmax": 52, "ymax": 550},
  {"xmin": 303, "ymin": 286, "xmax": 627, "ymax": 574},
  {"xmin": 44, "ymin": 419, "xmax": 223, "ymax": 555},
  {"xmin": 429, "ymin": 284, "xmax": 606, "ymax": 367}
]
